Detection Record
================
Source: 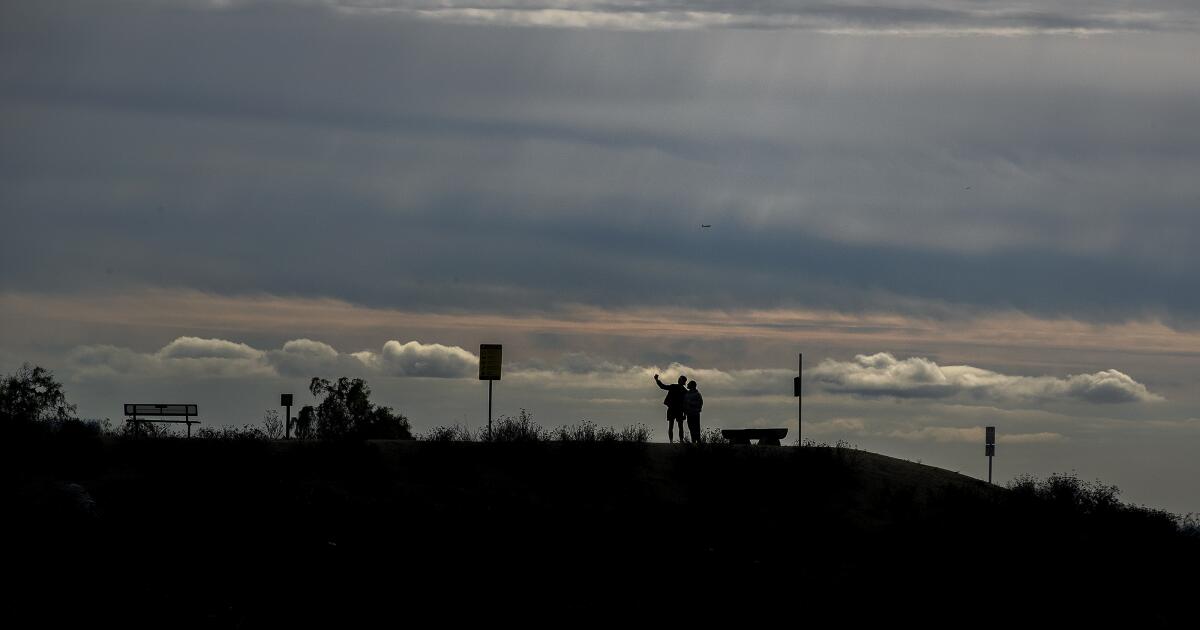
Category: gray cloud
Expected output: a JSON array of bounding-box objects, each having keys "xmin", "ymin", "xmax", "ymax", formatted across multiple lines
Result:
[
  {"xmin": 809, "ymin": 352, "xmax": 1162, "ymax": 403},
  {"xmin": 886, "ymin": 426, "xmax": 1064, "ymax": 444},
  {"xmin": 266, "ymin": 338, "xmax": 365, "ymax": 378},
  {"xmin": 322, "ymin": 1, "xmax": 1200, "ymax": 34},
  {"xmin": 3, "ymin": 1, "xmax": 1199, "ymax": 327}
]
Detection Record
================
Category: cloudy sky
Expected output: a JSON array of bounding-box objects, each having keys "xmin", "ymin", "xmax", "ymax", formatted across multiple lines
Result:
[{"xmin": 2, "ymin": 0, "xmax": 1198, "ymax": 513}]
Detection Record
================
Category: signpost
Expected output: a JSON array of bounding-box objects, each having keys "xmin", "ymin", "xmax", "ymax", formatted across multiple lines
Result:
[
  {"xmin": 479, "ymin": 344, "xmax": 502, "ymax": 441},
  {"xmin": 985, "ymin": 426, "xmax": 996, "ymax": 484},
  {"xmin": 794, "ymin": 353, "xmax": 802, "ymax": 445},
  {"xmin": 281, "ymin": 394, "xmax": 293, "ymax": 439}
]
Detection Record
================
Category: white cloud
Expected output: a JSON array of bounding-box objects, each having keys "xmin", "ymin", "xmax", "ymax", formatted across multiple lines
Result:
[
  {"xmin": 809, "ymin": 352, "xmax": 1162, "ymax": 404},
  {"xmin": 266, "ymin": 338, "xmax": 360, "ymax": 378},
  {"xmin": 68, "ymin": 337, "xmax": 272, "ymax": 379},
  {"xmin": 354, "ymin": 340, "xmax": 478, "ymax": 378},
  {"xmin": 68, "ymin": 337, "xmax": 480, "ymax": 380},
  {"xmin": 157, "ymin": 336, "xmax": 262, "ymax": 361}
]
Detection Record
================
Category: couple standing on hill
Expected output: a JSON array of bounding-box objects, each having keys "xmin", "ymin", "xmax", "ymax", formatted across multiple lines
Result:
[{"xmin": 654, "ymin": 374, "xmax": 703, "ymax": 443}]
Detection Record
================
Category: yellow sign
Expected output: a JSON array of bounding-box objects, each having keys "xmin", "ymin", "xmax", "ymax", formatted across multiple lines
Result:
[{"xmin": 479, "ymin": 344, "xmax": 502, "ymax": 380}]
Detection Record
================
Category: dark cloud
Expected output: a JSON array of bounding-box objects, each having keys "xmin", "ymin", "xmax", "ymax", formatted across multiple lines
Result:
[{"xmin": 2, "ymin": 0, "xmax": 1199, "ymax": 326}]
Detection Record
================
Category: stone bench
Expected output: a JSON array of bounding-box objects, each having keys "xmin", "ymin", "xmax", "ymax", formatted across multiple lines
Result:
[{"xmin": 720, "ymin": 428, "xmax": 789, "ymax": 446}]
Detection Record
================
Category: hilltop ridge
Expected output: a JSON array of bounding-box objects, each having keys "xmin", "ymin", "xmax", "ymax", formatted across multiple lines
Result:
[{"xmin": 7, "ymin": 438, "xmax": 1196, "ymax": 625}]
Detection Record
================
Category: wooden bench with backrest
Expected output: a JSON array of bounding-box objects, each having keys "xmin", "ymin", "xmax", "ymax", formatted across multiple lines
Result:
[{"xmin": 124, "ymin": 404, "xmax": 200, "ymax": 437}]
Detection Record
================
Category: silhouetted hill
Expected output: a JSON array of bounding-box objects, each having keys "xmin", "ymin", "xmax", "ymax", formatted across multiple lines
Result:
[{"xmin": 6, "ymin": 437, "xmax": 1196, "ymax": 626}]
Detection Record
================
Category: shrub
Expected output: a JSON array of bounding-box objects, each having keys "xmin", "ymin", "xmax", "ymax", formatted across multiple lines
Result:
[
  {"xmin": 699, "ymin": 427, "xmax": 728, "ymax": 444},
  {"xmin": 193, "ymin": 424, "xmax": 267, "ymax": 441},
  {"xmin": 420, "ymin": 424, "xmax": 478, "ymax": 442},
  {"xmin": 121, "ymin": 419, "xmax": 176, "ymax": 439},
  {"xmin": 553, "ymin": 420, "xmax": 651, "ymax": 443},
  {"xmin": 613, "ymin": 423, "xmax": 651, "ymax": 443},
  {"xmin": 261, "ymin": 410, "xmax": 284, "ymax": 440},
  {"xmin": 482, "ymin": 409, "xmax": 545, "ymax": 443}
]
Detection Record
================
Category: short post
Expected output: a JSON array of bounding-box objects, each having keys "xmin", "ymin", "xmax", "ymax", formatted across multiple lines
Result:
[
  {"xmin": 479, "ymin": 344, "xmax": 503, "ymax": 441},
  {"xmin": 281, "ymin": 394, "xmax": 294, "ymax": 439},
  {"xmin": 985, "ymin": 426, "xmax": 996, "ymax": 484}
]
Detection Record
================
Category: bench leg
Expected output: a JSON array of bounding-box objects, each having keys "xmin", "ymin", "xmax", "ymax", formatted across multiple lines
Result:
[{"xmin": 757, "ymin": 438, "xmax": 781, "ymax": 446}]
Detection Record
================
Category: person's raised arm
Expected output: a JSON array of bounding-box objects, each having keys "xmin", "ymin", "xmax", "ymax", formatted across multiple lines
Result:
[{"xmin": 654, "ymin": 374, "xmax": 670, "ymax": 390}]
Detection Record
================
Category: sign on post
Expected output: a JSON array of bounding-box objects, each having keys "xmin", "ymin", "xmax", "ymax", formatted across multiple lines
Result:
[
  {"xmin": 281, "ymin": 394, "xmax": 294, "ymax": 439},
  {"xmin": 480, "ymin": 344, "xmax": 502, "ymax": 441},
  {"xmin": 479, "ymin": 344, "xmax": 502, "ymax": 381}
]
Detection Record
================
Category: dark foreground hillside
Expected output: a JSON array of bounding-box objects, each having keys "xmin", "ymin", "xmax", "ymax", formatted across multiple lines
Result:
[{"xmin": 7, "ymin": 437, "xmax": 1197, "ymax": 625}]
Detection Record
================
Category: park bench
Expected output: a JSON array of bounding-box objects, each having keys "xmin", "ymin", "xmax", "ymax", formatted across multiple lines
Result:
[
  {"xmin": 124, "ymin": 404, "xmax": 200, "ymax": 437},
  {"xmin": 721, "ymin": 428, "xmax": 788, "ymax": 446}
]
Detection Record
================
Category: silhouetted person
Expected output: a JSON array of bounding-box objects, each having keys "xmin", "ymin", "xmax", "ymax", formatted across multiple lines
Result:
[
  {"xmin": 654, "ymin": 374, "xmax": 688, "ymax": 443},
  {"xmin": 684, "ymin": 380, "xmax": 703, "ymax": 443}
]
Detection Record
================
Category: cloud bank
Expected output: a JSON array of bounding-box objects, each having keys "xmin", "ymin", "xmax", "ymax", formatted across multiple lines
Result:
[
  {"xmin": 325, "ymin": 1, "xmax": 1198, "ymax": 35},
  {"xmin": 4, "ymin": 1, "xmax": 1200, "ymax": 326},
  {"xmin": 808, "ymin": 353, "xmax": 1162, "ymax": 404},
  {"xmin": 68, "ymin": 337, "xmax": 478, "ymax": 380}
]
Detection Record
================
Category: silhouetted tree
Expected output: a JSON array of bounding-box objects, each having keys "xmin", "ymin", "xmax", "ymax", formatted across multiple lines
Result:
[
  {"xmin": 307, "ymin": 377, "xmax": 412, "ymax": 440},
  {"xmin": 295, "ymin": 405, "xmax": 316, "ymax": 440},
  {"xmin": 0, "ymin": 363, "xmax": 76, "ymax": 425}
]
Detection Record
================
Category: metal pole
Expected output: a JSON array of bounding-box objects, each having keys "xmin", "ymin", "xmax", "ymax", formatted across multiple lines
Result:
[
  {"xmin": 488, "ymin": 379, "xmax": 493, "ymax": 441},
  {"xmin": 798, "ymin": 353, "xmax": 803, "ymax": 445},
  {"xmin": 988, "ymin": 454, "xmax": 993, "ymax": 484},
  {"xmin": 285, "ymin": 405, "xmax": 292, "ymax": 440}
]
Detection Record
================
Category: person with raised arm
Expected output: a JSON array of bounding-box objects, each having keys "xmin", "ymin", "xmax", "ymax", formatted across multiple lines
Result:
[{"xmin": 654, "ymin": 373, "xmax": 689, "ymax": 443}]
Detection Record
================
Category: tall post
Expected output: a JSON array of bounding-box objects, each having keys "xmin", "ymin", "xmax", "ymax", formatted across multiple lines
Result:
[
  {"xmin": 285, "ymin": 404, "xmax": 292, "ymax": 440},
  {"xmin": 798, "ymin": 353, "xmax": 803, "ymax": 445},
  {"xmin": 985, "ymin": 426, "xmax": 996, "ymax": 484},
  {"xmin": 488, "ymin": 379, "xmax": 493, "ymax": 442}
]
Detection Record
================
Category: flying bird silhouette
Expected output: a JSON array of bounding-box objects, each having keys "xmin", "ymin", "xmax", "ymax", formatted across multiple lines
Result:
[{"xmin": 700, "ymin": 224, "xmax": 712, "ymax": 228}]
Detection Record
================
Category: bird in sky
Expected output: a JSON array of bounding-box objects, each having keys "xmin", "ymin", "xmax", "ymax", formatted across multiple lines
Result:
[{"xmin": 700, "ymin": 224, "xmax": 712, "ymax": 228}]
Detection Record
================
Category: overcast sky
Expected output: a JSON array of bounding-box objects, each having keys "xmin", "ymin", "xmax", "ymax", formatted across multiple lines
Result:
[{"xmin": 2, "ymin": 0, "xmax": 1198, "ymax": 514}]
